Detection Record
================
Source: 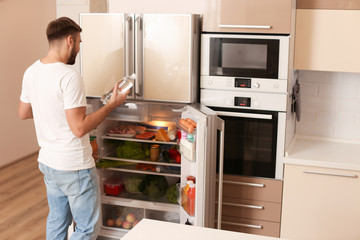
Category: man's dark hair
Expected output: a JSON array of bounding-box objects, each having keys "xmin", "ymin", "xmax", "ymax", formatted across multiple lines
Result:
[{"xmin": 46, "ymin": 17, "xmax": 82, "ymax": 41}]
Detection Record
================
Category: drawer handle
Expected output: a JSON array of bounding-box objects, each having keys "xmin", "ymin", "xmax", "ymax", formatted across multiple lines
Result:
[
  {"xmin": 221, "ymin": 201, "xmax": 264, "ymax": 210},
  {"xmin": 302, "ymin": 170, "xmax": 358, "ymax": 178},
  {"xmin": 221, "ymin": 221, "xmax": 263, "ymax": 229},
  {"xmin": 222, "ymin": 180, "xmax": 265, "ymax": 188},
  {"xmin": 219, "ymin": 24, "xmax": 271, "ymax": 29}
]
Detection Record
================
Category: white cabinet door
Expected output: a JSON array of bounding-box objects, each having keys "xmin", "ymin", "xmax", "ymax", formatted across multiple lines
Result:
[{"xmin": 281, "ymin": 164, "xmax": 360, "ymax": 240}]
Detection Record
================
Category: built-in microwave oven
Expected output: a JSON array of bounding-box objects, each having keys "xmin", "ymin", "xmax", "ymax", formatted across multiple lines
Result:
[{"xmin": 200, "ymin": 33, "xmax": 290, "ymax": 94}]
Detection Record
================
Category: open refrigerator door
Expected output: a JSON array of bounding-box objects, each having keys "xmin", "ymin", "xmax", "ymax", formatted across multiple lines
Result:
[{"xmin": 89, "ymin": 100, "xmax": 223, "ymax": 239}]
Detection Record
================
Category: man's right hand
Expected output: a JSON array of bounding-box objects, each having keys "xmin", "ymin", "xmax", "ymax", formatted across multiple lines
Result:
[{"xmin": 107, "ymin": 82, "xmax": 130, "ymax": 108}]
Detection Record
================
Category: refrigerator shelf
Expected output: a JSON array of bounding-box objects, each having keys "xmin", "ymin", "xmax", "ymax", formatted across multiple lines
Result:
[
  {"xmin": 101, "ymin": 156, "xmax": 181, "ymax": 167},
  {"xmin": 102, "ymin": 135, "xmax": 178, "ymax": 145},
  {"xmin": 104, "ymin": 167, "xmax": 180, "ymax": 178},
  {"xmin": 102, "ymin": 195, "xmax": 180, "ymax": 213}
]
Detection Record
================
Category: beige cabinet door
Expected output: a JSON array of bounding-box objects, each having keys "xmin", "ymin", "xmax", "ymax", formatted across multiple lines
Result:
[
  {"xmin": 281, "ymin": 164, "xmax": 360, "ymax": 240},
  {"xmin": 203, "ymin": 0, "xmax": 292, "ymax": 34},
  {"xmin": 294, "ymin": 9, "xmax": 360, "ymax": 73}
]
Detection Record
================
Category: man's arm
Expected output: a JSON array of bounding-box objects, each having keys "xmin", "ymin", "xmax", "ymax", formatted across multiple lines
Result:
[
  {"xmin": 18, "ymin": 101, "xmax": 33, "ymax": 120},
  {"xmin": 65, "ymin": 83, "xmax": 129, "ymax": 138}
]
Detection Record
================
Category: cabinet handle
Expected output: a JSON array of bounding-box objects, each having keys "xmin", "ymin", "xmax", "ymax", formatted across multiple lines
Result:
[
  {"xmin": 222, "ymin": 180, "xmax": 265, "ymax": 188},
  {"xmin": 221, "ymin": 221, "xmax": 263, "ymax": 229},
  {"xmin": 221, "ymin": 201, "xmax": 264, "ymax": 210},
  {"xmin": 302, "ymin": 170, "xmax": 358, "ymax": 178},
  {"xmin": 219, "ymin": 24, "xmax": 271, "ymax": 29}
]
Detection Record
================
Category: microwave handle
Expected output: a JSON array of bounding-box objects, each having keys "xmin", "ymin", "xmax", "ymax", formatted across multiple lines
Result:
[
  {"xmin": 219, "ymin": 24, "xmax": 271, "ymax": 29},
  {"xmin": 216, "ymin": 117, "xmax": 225, "ymax": 229}
]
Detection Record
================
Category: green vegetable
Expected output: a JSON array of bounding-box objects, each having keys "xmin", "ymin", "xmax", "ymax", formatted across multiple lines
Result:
[
  {"xmin": 116, "ymin": 141, "xmax": 145, "ymax": 160},
  {"xmin": 166, "ymin": 184, "xmax": 178, "ymax": 204},
  {"xmin": 162, "ymin": 151, "xmax": 171, "ymax": 163},
  {"xmin": 96, "ymin": 159, "xmax": 133, "ymax": 168},
  {"xmin": 138, "ymin": 175, "xmax": 168, "ymax": 199},
  {"xmin": 124, "ymin": 175, "xmax": 144, "ymax": 193}
]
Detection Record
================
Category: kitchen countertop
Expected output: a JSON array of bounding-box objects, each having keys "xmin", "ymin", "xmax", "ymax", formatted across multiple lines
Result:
[
  {"xmin": 284, "ymin": 134, "xmax": 360, "ymax": 171},
  {"xmin": 122, "ymin": 219, "xmax": 287, "ymax": 240}
]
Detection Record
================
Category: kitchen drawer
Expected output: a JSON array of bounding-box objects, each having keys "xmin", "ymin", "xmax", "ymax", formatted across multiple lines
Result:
[
  {"xmin": 217, "ymin": 216, "xmax": 280, "ymax": 237},
  {"xmin": 217, "ymin": 197, "xmax": 281, "ymax": 222},
  {"xmin": 217, "ymin": 175, "xmax": 283, "ymax": 203}
]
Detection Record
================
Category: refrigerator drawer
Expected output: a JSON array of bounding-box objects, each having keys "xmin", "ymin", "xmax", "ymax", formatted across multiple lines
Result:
[
  {"xmin": 102, "ymin": 204, "xmax": 143, "ymax": 231},
  {"xmin": 217, "ymin": 175, "xmax": 283, "ymax": 203},
  {"xmin": 216, "ymin": 197, "xmax": 281, "ymax": 222},
  {"xmin": 217, "ymin": 216, "xmax": 280, "ymax": 238}
]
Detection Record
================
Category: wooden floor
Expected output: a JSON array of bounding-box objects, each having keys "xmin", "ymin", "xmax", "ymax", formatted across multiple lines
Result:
[{"xmin": 0, "ymin": 153, "xmax": 48, "ymax": 240}]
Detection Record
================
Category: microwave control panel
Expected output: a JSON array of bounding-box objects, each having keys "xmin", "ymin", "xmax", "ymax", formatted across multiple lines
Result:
[{"xmin": 235, "ymin": 78, "xmax": 251, "ymax": 88}]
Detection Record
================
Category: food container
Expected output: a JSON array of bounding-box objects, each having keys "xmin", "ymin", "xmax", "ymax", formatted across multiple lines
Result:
[
  {"xmin": 104, "ymin": 177, "xmax": 124, "ymax": 196},
  {"xmin": 150, "ymin": 144, "xmax": 160, "ymax": 161}
]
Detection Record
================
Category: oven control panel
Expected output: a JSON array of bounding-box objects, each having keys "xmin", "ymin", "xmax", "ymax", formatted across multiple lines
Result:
[
  {"xmin": 200, "ymin": 76, "xmax": 287, "ymax": 94},
  {"xmin": 234, "ymin": 97, "xmax": 251, "ymax": 107}
]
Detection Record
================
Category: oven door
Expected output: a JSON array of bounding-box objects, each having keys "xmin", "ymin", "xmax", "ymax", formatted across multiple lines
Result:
[{"xmin": 213, "ymin": 107, "xmax": 281, "ymax": 179}]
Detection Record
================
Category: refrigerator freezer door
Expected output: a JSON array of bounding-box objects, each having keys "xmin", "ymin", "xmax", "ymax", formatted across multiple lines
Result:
[
  {"xmin": 80, "ymin": 13, "xmax": 133, "ymax": 98},
  {"xmin": 140, "ymin": 14, "xmax": 200, "ymax": 103}
]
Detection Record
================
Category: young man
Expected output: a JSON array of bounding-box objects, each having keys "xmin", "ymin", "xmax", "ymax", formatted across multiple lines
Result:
[{"xmin": 18, "ymin": 17, "xmax": 129, "ymax": 240}]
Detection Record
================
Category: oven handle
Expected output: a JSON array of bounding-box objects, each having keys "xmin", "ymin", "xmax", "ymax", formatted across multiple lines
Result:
[
  {"xmin": 216, "ymin": 111, "xmax": 273, "ymax": 120},
  {"xmin": 216, "ymin": 117, "xmax": 225, "ymax": 230}
]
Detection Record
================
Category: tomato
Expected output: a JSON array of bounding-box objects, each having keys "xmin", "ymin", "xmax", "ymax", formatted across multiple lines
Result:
[
  {"xmin": 168, "ymin": 148, "xmax": 179, "ymax": 159},
  {"xmin": 175, "ymin": 154, "xmax": 181, "ymax": 164}
]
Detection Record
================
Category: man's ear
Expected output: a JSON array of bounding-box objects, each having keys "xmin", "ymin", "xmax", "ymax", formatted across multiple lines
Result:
[{"xmin": 66, "ymin": 35, "xmax": 73, "ymax": 47}]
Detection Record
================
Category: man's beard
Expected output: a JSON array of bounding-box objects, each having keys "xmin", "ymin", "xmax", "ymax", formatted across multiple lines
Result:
[{"xmin": 67, "ymin": 47, "xmax": 77, "ymax": 65}]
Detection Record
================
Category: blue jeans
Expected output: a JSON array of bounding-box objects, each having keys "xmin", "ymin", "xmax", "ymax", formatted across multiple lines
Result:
[{"xmin": 39, "ymin": 163, "xmax": 101, "ymax": 240}]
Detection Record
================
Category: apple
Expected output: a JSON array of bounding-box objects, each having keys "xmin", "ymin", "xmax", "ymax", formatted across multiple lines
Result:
[
  {"xmin": 115, "ymin": 217, "xmax": 123, "ymax": 227},
  {"xmin": 122, "ymin": 220, "xmax": 132, "ymax": 229},
  {"xmin": 132, "ymin": 220, "xmax": 140, "ymax": 227},
  {"xmin": 106, "ymin": 218, "xmax": 115, "ymax": 227},
  {"xmin": 126, "ymin": 213, "xmax": 136, "ymax": 223}
]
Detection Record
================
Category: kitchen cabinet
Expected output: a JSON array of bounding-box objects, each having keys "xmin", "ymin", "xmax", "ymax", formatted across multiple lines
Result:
[
  {"xmin": 297, "ymin": 0, "xmax": 360, "ymax": 10},
  {"xmin": 216, "ymin": 175, "xmax": 283, "ymax": 237},
  {"xmin": 202, "ymin": 0, "xmax": 294, "ymax": 34},
  {"xmin": 294, "ymin": 9, "xmax": 360, "ymax": 72},
  {"xmin": 281, "ymin": 163, "xmax": 360, "ymax": 240}
]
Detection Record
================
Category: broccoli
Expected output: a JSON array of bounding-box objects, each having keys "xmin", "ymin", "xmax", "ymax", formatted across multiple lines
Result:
[
  {"xmin": 138, "ymin": 175, "xmax": 168, "ymax": 199},
  {"xmin": 166, "ymin": 184, "xmax": 178, "ymax": 204},
  {"xmin": 116, "ymin": 141, "xmax": 145, "ymax": 160}
]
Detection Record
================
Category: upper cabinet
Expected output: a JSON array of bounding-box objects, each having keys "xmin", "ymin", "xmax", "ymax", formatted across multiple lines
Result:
[
  {"xmin": 297, "ymin": 0, "xmax": 360, "ymax": 10},
  {"xmin": 202, "ymin": 0, "xmax": 294, "ymax": 34},
  {"xmin": 294, "ymin": 1, "xmax": 360, "ymax": 72}
]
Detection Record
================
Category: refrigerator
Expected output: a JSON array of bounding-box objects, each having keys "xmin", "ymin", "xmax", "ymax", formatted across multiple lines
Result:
[
  {"xmin": 80, "ymin": 14, "xmax": 225, "ymax": 239},
  {"xmin": 80, "ymin": 13, "xmax": 200, "ymax": 103}
]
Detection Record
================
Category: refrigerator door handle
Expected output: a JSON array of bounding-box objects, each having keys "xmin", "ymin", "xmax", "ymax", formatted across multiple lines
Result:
[
  {"xmin": 134, "ymin": 14, "xmax": 143, "ymax": 98},
  {"xmin": 216, "ymin": 117, "xmax": 225, "ymax": 229}
]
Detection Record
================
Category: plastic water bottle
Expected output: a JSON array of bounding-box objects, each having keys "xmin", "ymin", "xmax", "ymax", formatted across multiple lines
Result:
[{"xmin": 101, "ymin": 73, "xmax": 136, "ymax": 105}]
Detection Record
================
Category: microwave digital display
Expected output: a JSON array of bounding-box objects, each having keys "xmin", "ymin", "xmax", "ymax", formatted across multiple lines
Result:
[{"xmin": 235, "ymin": 78, "xmax": 251, "ymax": 88}]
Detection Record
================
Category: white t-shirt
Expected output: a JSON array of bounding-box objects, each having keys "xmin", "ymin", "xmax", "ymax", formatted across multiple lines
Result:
[{"xmin": 20, "ymin": 60, "xmax": 95, "ymax": 170}]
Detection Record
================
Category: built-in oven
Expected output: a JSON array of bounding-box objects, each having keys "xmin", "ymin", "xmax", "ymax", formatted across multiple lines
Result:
[{"xmin": 200, "ymin": 32, "xmax": 289, "ymax": 235}]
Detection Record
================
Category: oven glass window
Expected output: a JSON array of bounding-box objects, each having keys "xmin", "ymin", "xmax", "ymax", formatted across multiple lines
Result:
[
  {"xmin": 216, "ymin": 113, "xmax": 278, "ymax": 178},
  {"xmin": 210, "ymin": 38, "xmax": 279, "ymax": 79}
]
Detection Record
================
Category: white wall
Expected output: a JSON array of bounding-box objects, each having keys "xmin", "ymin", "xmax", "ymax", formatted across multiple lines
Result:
[
  {"xmin": 296, "ymin": 71, "xmax": 360, "ymax": 141},
  {"xmin": 0, "ymin": 0, "xmax": 56, "ymax": 168}
]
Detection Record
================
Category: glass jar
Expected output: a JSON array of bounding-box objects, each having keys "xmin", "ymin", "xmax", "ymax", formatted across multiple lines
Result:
[{"xmin": 150, "ymin": 144, "xmax": 160, "ymax": 161}]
